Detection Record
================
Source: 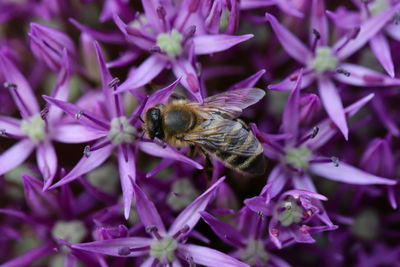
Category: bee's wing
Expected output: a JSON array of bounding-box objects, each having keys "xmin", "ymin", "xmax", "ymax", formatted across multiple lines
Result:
[
  {"xmin": 190, "ymin": 88, "xmax": 265, "ymax": 118},
  {"xmin": 183, "ymin": 119, "xmax": 259, "ymax": 156}
]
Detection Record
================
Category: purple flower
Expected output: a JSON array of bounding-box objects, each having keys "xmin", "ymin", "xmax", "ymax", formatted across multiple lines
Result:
[
  {"xmin": 44, "ymin": 41, "xmax": 202, "ymax": 219},
  {"xmin": 265, "ymin": 4, "xmax": 400, "ymax": 139},
  {"xmin": 71, "ymin": 176, "xmax": 249, "ymax": 266}
]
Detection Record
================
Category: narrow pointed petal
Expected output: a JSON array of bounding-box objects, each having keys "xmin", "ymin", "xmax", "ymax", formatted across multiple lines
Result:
[
  {"xmin": 193, "ymin": 34, "xmax": 253, "ymax": 55},
  {"xmin": 72, "ymin": 237, "xmax": 152, "ymax": 257},
  {"xmin": 0, "ymin": 53, "xmax": 39, "ymax": 117},
  {"xmin": 244, "ymin": 196, "xmax": 273, "ymax": 216},
  {"xmin": 2, "ymin": 240, "xmax": 55, "ymax": 267},
  {"xmin": 0, "ymin": 139, "xmax": 35, "ymax": 175},
  {"xmin": 36, "ymin": 141, "xmax": 57, "ymax": 190},
  {"xmin": 268, "ymin": 70, "xmax": 315, "ymax": 91},
  {"xmin": 138, "ymin": 142, "xmax": 203, "ymax": 170},
  {"xmin": 318, "ymin": 77, "xmax": 348, "ymax": 140},
  {"xmin": 369, "ymin": 34, "xmax": 395, "ymax": 78},
  {"xmin": 306, "ymin": 93, "xmax": 374, "ymax": 150},
  {"xmin": 43, "ymin": 95, "xmax": 110, "ymax": 131},
  {"xmin": 118, "ymin": 145, "xmax": 136, "ymax": 220},
  {"xmin": 178, "ymin": 243, "xmax": 249, "ymax": 267},
  {"xmin": 335, "ymin": 63, "xmax": 400, "ymax": 87},
  {"xmin": 325, "ymin": 9, "xmax": 361, "ymax": 30},
  {"xmin": 143, "ymin": 77, "xmax": 181, "ymax": 115},
  {"xmin": 94, "ymin": 40, "xmax": 117, "ymax": 117},
  {"xmin": 309, "ymin": 162, "xmax": 396, "ymax": 185},
  {"xmin": 52, "ymin": 124, "xmax": 108, "ymax": 143},
  {"xmin": 49, "ymin": 143, "xmax": 114, "ymax": 189},
  {"xmin": 265, "ymin": 13, "xmax": 312, "ymax": 64},
  {"xmin": 386, "ymin": 23, "xmax": 400, "ymax": 41},
  {"xmin": 310, "ymin": 0, "xmax": 328, "ymax": 45},
  {"xmin": 172, "ymin": 59, "xmax": 203, "ymax": 102},
  {"xmin": 141, "ymin": 0, "xmax": 163, "ymax": 33},
  {"xmin": 168, "ymin": 177, "xmax": 225, "ymax": 236},
  {"xmin": 132, "ymin": 179, "xmax": 166, "ymax": 234},
  {"xmin": 116, "ymin": 55, "xmax": 167, "ymax": 93},
  {"xmin": 48, "ymin": 49, "xmax": 71, "ymax": 123},
  {"xmin": 334, "ymin": 4, "xmax": 400, "ymax": 59},
  {"xmin": 200, "ymin": 211, "xmax": 246, "ymax": 247},
  {"xmin": 228, "ymin": 69, "xmax": 266, "ymax": 90},
  {"xmin": 240, "ymin": 0, "xmax": 275, "ymax": 10},
  {"xmin": 267, "ymin": 166, "xmax": 288, "ymax": 198},
  {"xmin": 0, "ymin": 116, "xmax": 22, "ymax": 136},
  {"xmin": 282, "ymin": 68, "xmax": 303, "ymax": 140}
]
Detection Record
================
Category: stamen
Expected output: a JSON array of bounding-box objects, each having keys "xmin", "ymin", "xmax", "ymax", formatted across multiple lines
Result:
[
  {"xmin": 149, "ymin": 45, "xmax": 162, "ymax": 54},
  {"xmin": 90, "ymin": 139, "xmax": 112, "ymax": 151},
  {"xmin": 257, "ymin": 211, "xmax": 264, "ymax": 219},
  {"xmin": 270, "ymin": 228, "xmax": 279, "ymax": 237},
  {"xmin": 76, "ymin": 111, "xmax": 109, "ymax": 129},
  {"xmin": 0, "ymin": 129, "xmax": 24, "ymax": 139},
  {"xmin": 157, "ymin": 6, "xmax": 169, "ymax": 32},
  {"xmin": 126, "ymin": 27, "xmax": 156, "ymax": 42},
  {"xmin": 83, "ymin": 145, "xmax": 91, "ymax": 158},
  {"xmin": 118, "ymin": 246, "xmax": 131, "ymax": 256},
  {"xmin": 4, "ymin": 82, "xmax": 32, "ymax": 117},
  {"xmin": 295, "ymin": 126, "xmax": 319, "ymax": 147},
  {"xmin": 331, "ymin": 156, "xmax": 339, "ymax": 167},
  {"xmin": 107, "ymin": 77, "xmax": 120, "ymax": 88},
  {"xmin": 311, "ymin": 28, "xmax": 320, "ymax": 53},
  {"xmin": 40, "ymin": 104, "xmax": 50, "ymax": 120},
  {"xmin": 335, "ymin": 27, "xmax": 360, "ymax": 53},
  {"xmin": 172, "ymin": 225, "xmax": 190, "ymax": 239},
  {"xmin": 75, "ymin": 110, "xmax": 84, "ymax": 119},
  {"xmin": 183, "ymin": 25, "xmax": 196, "ymax": 44},
  {"xmin": 146, "ymin": 225, "xmax": 162, "ymax": 240},
  {"xmin": 336, "ymin": 68, "xmax": 351, "ymax": 77}
]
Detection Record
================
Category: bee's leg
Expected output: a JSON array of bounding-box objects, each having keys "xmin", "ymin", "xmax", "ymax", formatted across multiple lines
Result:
[
  {"xmin": 200, "ymin": 147, "xmax": 214, "ymax": 183},
  {"xmin": 235, "ymin": 118, "xmax": 249, "ymax": 130}
]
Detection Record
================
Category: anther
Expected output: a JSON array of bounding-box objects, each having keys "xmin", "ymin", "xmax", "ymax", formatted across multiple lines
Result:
[
  {"xmin": 84, "ymin": 145, "xmax": 91, "ymax": 158},
  {"xmin": 331, "ymin": 156, "xmax": 339, "ymax": 167},
  {"xmin": 311, "ymin": 126, "xmax": 319, "ymax": 138},
  {"xmin": 3, "ymin": 82, "xmax": 17, "ymax": 89},
  {"xmin": 108, "ymin": 77, "xmax": 120, "ymax": 88},
  {"xmin": 75, "ymin": 110, "xmax": 84, "ymax": 120},
  {"xmin": 311, "ymin": 29, "xmax": 321, "ymax": 53},
  {"xmin": 395, "ymin": 12, "xmax": 400, "ymax": 25},
  {"xmin": 335, "ymin": 27, "xmax": 361, "ymax": 53},
  {"xmin": 146, "ymin": 225, "xmax": 162, "ymax": 240},
  {"xmin": 40, "ymin": 104, "xmax": 50, "ymax": 120},
  {"xmin": 118, "ymin": 246, "xmax": 131, "ymax": 256},
  {"xmin": 157, "ymin": 6, "xmax": 167, "ymax": 20},
  {"xmin": 258, "ymin": 211, "xmax": 265, "ymax": 219},
  {"xmin": 336, "ymin": 68, "xmax": 351, "ymax": 77},
  {"xmin": 0, "ymin": 129, "xmax": 5, "ymax": 137},
  {"xmin": 271, "ymin": 228, "xmax": 279, "ymax": 237}
]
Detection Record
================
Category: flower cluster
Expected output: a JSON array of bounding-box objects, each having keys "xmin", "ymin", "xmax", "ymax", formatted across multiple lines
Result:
[{"xmin": 1, "ymin": 0, "xmax": 400, "ymax": 266}]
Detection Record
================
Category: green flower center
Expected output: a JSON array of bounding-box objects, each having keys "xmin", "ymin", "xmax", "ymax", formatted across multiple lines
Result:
[
  {"xmin": 51, "ymin": 220, "xmax": 87, "ymax": 244},
  {"xmin": 108, "ymin": 116, "xmax": 136, "ymax": 145},
  {"xmin": 167, "ymin": 179, "xmax": 199, "ymax": 211},
  {"xmin": 21, "ymin": 114, "xmax": 46, "ymax": 142},
  {"xmin": 277, "ymin": 199, "xmax": 304, "ymax": 227},
  {"xmin": 310, "ymin": 47, "xmax": 338, "ymax": 73},
  {"xmin": 156, "ymin": 29, "xmax": 184, "ymax": 57},
  {"xmin": 240, "ymin": 239, "xmax": 269, "ymax": 266},
  {"xmin": 369, "ymin": 0, "xmax": 389, "ymax": 16},
  {"xmin": 150, "ymin": 236, "xmax": 178, "ymax": 263},
  {"xmin": 220, "ymin": 10, "xmax": 230, "ymax": 32},
  {"xmin": 285, "ymin": 146, "xmax": 312, "ymax": 170}
]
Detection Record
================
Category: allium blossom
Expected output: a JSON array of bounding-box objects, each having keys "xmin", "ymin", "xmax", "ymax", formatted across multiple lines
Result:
[{"xmin": 265, "ymin": 3, "xmax": 400, "ymax": 139}]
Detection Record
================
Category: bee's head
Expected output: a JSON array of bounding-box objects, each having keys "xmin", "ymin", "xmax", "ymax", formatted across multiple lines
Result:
[{"xmin": 144, "ymin": 105, "xmax": 165, "ymax": 140}]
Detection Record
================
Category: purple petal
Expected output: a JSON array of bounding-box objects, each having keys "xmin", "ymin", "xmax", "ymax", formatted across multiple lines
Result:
[
  {"xmin": 369, "ymin": 34, "xmax": 395, "ymax": 78},
  {"xmin": 334, "ymin": 4, "xmax": 400, "ymax": 59},
  {"xmin": 283, "ymin": 189, "xmax": 328, "ymax": 201},
  {"xmin": 0, "ymin": 53, "xmax": 39, "ymax": 117},
  {"xmin": 199, "ymin": 211, "xmax": 246, "ymax": 247},
  {"xmin": 2, "ymin": 241, "xmax": 55, "ymax": 267},
  {"xmin": 265, "ymin": 13, "xmax": 312, "ymax": 64},
  {"xmin": 244, "ymin": 196, "xmax": 273, "ymax": 216},
  {"xmin": 141, "ymin": 0, "xmax": 163, "ymax": 33},
  {"xmin": 43, "ymin": 95, "xmax": 110, "ymax": 131},
  {"xmin": 143, "ymin": 77, "xmax": 181, "ymax": 116},
  {"xmin": 49, "ymin": 143, "xmax": 114, "ymax": 189},
  {"xmin": 267, "ymin": 166, "xmax": 288, "ymax": 198},
  {"xmin": 335, "ymin": 63, "xmax": 400, "ymax": 87},
  {"xmin": 69, "ymin": 18, "xmax": 125, "ymax": 44},
  {"xmin": 268, "ymin": 69, "xmax": 315, "ymax": 91},
  {"xmin": 309, "ymin": 161, "xmax": 396, "ymax": 185},
  {"xmin": 115, "ymin": 55, "xmax": 168, "ymax": 94},
  {"xmin": 371, "ymin": 94, "xmax": 400, "ymax": 136},
  {"xmin": 172, "ymin": 59, "xmax": 203, "ymax": 102},
  {"xmin": 36, "ymin": 141, "xmax": 57, "ymax": 190},
  {"xmin": 240, "ymin": 0, "xmax": 275, "ymax": 10},
  {"xmin": 47, "ymin": 49, "xmax": 71, "ymax": 123},
  {"xmin": 0, "ymin": 116, "xmax": 22, "ymax": 136},
  {"xmin": 146, "ymin": 158, "xmax": 174, "ymax": 178},
  {"xmin": 228, "ymin": 69, "xmax": 266, "ymax": 90},
  {"xmin": 193, "ymin": 34, "xmax": 253, "ymax": 55},
  {"xmin": 52, "ymin": 124, "xmax": 108, "ymax": 143},
  {"xmin": 168, "ymin": 177, "xmax": 225, "ymax": 236},
  {"xmin": 386, "ymin": 23, "xmax": 400, "ymax": 41},
  {"xmin": 306, "ymin": 93, "xmax": 374, "ymax": 151},
  {"xmin": 178, "ymin": 243, "xmax": 249, "ymax": 267},
  {"xmin": 118, "ymin": 145, "xmax": 136, "ymax": 220},
  {"xmin": 325, "ymin": 9, "xmax": 361, "ymax": 30},
  {"xmin": 282, "ymin": 68, "xmax": 303, "ymax": 140},
  {"xmin": 71, "ymin": 237, "xmax": 152, "ymax": 257},
  {"xmin": 310, "ymin": 0, "xmax": 328, "ymax": 45},
  {"xmin": 137, "ymin": 142, "xmax": 203, "ymax": 170},
  {"xmin": 318, "ymin": 77, "xmax": 348, "ymax": 140},
  {"xmin": 132, "ymin": 179, "xmax": 166, "ymax": 234},
  {"xmin": 106, "ymin": 50, "xmax": 139, "ymax": 68},
  {"xmin": 94, "ymin": 40, "xmax": 118, "ymax": 118},
  {"xmin": 0, "ymin": 139, "xmax": 35, "ymax": 175}
]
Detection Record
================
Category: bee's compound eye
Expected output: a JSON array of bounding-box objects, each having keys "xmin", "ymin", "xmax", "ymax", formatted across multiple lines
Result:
[{"xmin": 145, "ymin": 108, "xmax": 164, "ymax": 140}]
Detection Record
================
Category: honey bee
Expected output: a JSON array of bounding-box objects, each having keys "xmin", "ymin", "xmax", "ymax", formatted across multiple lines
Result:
[{"xmin": 144, "ymin": 88, "xmax": 266, "ymax": 176}]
